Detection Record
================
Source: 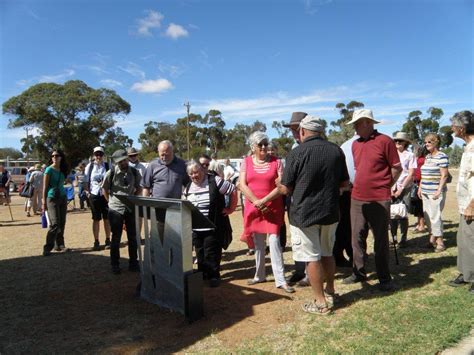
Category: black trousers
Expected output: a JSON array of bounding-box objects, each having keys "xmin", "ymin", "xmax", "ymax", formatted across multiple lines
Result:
[
  {"xmin": 333, "ymin": 191, "xmax": 353, "ymax": 262},
  {"xmin": 44, "ymin": 196, "xmax": 67, "ymax": 251},
  {"xmin": 108, "ymin": 208, "xmax": 138, "ymax": 268},
  {"xmin": 193, "ymin": 230, "xmax": 222, "ymax": 280}
]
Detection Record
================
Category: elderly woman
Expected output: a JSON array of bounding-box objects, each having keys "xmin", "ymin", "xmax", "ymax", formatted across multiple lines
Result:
[
  {"xmin": 238, "ymin": 131, "xmax": 294, "ymax": 293},
  {"xmin": 448, "ymin": 111, "xmax": 474, "ymax": 294},
  {"xmin": 418, "ymin": 133, "xmax": 449, "ymax": 252},
  {"xmin": 391, "ymin": 132, "xmax": 417, "ymax": 248},
  {"xmin": 183, "ymin": 160, "xmax": 237, "ymax": 287}
]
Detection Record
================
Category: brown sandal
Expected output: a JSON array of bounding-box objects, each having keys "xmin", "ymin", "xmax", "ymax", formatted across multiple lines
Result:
[{"xmin": 302, "ymin": 301, "xmax": 332, "ymax": 315}]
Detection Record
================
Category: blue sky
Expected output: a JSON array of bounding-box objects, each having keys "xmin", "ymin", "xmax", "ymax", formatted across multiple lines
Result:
[{"xmin": 1, "ymin": 0, "xmax": 472, "ymax": 152}]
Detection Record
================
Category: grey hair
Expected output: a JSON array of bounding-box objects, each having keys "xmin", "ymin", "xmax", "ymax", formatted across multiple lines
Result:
[
  {"xmin": 186, "ymin": 159, "xmax": 204, "ymax": 175},
  {"xmin": 451, "ymin": 110, "xmax": 474, "ymax": 135},
  {"xmin": 248, "ymin": 131, "xmax": 269, "ymax": 147},
  {"xmin": 158, "ymin": 140, "xmax": 173, "ymax": 150}
]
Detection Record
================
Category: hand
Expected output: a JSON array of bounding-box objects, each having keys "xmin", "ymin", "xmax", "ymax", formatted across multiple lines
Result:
[
  {"xmin": 463, "ymin": 206, "xmax": 474, "ymax": 222},
  {"xmin": 432, "ymin": 191, "xmax": 441, "ymax": 200},
  {"xmin": 393, "ymin": 189, "xmax": 401, "ymax": 198},
  {"xmin": 222, "ymin": 208, "xmax": 232, "ymax": 216},
  {"xmin": 417, "ymin": 189, "xmax": 422, "ymax": 199}
]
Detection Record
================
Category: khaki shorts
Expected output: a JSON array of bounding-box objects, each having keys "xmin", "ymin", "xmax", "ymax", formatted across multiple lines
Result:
[{"xmin": 290, "ymin": 223, "xmax": 338, "ymax": 262}]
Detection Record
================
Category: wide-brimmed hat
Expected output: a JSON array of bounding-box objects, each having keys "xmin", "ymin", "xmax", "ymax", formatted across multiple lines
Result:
[
  {"xmin": 393, "ymin": 131, "xmax": 412, "ymax": 143},
  {"xmin": 346, "ymin": 109, "xmax": 380, "ymax": 125},
  {"xmin": 283, "ymin": 112, "xmax": 308, "ymax": 127},
  {"xmin": 127, "ymin": 147, "xmax": 139, "ymax": 156},
  {"xmin": 93, "ymin": 146, "xmax": 104, "ymax": 154},
  {"xmin": 299, "ymin": 115, "xmax": 325, "ymax": 132},
  {"xmin": 111, "ymin": 149, "xmax": 128, "ymax": 163}
]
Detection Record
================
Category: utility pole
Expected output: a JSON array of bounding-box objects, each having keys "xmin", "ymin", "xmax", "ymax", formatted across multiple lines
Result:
[{"xmin": 184, "ymin": 101, "xmax": 191, "ymax": 160}]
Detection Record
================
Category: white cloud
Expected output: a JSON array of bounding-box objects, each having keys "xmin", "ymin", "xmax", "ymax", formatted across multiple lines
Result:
[
  {"xmin": 158, "ymin": 62, "xmax": 187, "ymax": 78},
  {"xmin": 131, "ymin": 78, "xmax": 173, "ymax": 94},
  {"xmin": 165, "ymin": 23, "xmax": 189, "ymax": 39},
  {"xmin": 137, "ymin": 10, "xmax": 164, "ymax": 36},
  {"xmin": 100, "ymin": 79, "xmax": 123, "ymax": 88},
  {"xmin": 117, "ymin": 62, "xmax": 146, "ymax": 79},
  {"xmin": 303, "ymin": 0, "xmax": 333, "ymax": 15},
  {"xmin": 38, "ymin": 69, "xmax": 75, "ymax": 83}
]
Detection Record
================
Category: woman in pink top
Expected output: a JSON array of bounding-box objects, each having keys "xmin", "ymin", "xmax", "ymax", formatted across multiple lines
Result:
[{"xmin": 238, "ymin": 131, "xmax": 294, "ymax": 293}]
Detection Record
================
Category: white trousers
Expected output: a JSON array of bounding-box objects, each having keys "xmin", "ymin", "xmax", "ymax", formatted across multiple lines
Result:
[
  {"xmin": 253, "ymin": 233, "xmax": 286, "ymax": 287},
  {"xmin": 422, "ymin": 192, "xmax": 446, "ymax": 237}
]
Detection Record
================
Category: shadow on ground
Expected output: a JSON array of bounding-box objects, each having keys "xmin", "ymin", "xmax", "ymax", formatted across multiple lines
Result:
[{"xmin": 0, "ymin": 250, "xmax": 286, "ymax": 353}]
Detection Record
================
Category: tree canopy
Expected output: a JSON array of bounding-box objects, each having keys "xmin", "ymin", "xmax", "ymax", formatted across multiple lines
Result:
[
  {"xmin": 399, "ymin": 107, "xmax": 453, "ymax": 148},
  {"xmin": 3, "ymin": 80, "xmax": 131, "ymax": 166},
  {"xmin": 0, "ymin": 147, "xmax": 23, "ymax": 160},
  {"xmin": 327, "ymin": 101, "xmax": 364, "ymax": 145}
]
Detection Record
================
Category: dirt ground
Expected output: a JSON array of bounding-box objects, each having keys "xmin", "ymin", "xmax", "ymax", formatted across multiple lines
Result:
[{"xmin": 0, "ymin": 179, "xmax": 469, "ymax": 353}]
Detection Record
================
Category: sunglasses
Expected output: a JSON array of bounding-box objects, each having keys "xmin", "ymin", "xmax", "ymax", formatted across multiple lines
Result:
[
  {"xmin": 94, "ymin": 152, "xmax": 104, "ymax": 156},
  {"xmin": 201, "ymin": 163, "xmax": 209, "ymax": 167},
  {"xmin": 257, "ymin": 142, "xmax": 269, "ymax": 148},
  {"xmin": 51, "ymin": 154, "xmax": 61, "ymax": 158},
  {"xmin": 424, "ymin": 141, "xmax": 433, "ymax": 144}
]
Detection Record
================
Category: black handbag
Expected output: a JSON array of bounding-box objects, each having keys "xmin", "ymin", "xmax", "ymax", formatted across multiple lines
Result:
[{"xmin": 20, "ymin": 181, "xmax": 34, "ymax": 198}]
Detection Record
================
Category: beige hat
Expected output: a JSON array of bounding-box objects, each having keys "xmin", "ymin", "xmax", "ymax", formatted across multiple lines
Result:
[
  {"xmin": 346, "ymin": 109, "xmax": 380, "ymax": 125},
  {"xmin": 93, "ymin": 146, "xmax": 104, "ymax": 154},
  {"xmin": 299, "ymin": 115, "xmax": 325, "ymax": 132},
  {"xmin": 393, "ymin": 131, "xmax": 412, "ymax": 143}
]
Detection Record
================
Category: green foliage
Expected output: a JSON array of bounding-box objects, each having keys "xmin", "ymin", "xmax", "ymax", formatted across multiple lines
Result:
[
  {"xmin": 327, "ymin": 100, "xmax": 364, "ymax": 145},
  {"xmin": 443, "ymin": 145, "xmax": 464, "ymax": 167},
  {"xmin": 101, "ymin": 127, "xmax": 133, "ymax": 157},
  {"xmin": 0, "ymin": 147, "xmax": 23, "ymax": 159},
  {"xmin": 400, "ymin": 107, "xmax": 453, "ymax": 148},
  {"xmin": 2, "ymin": 80, "xmax": 131, "ymax": 166}
]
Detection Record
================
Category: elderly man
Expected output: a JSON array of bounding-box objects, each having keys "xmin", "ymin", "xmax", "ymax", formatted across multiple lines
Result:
[
  {"xmin": 102, "ymin": 149, "xmax": 142, "ymax": 274},
  {"xmin": 127, "ymin": 147, "xmax": 146, "ymax": 178},
  {"xmin": 279, "ymin": 115, "xmax": 349, "ymax": 315},
  {"xmin": 283, "ymin": 112, "xmax": 308, "ymax": 285},
  {"xmin": 141, "ymin": 140, "xmax": 189, "ymax": 198},
  {"xmin": 343, "ymin": 109, "xmax": 401, "ymax": 291}
]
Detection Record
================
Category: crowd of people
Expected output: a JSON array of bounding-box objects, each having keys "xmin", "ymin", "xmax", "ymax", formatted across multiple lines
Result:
[{"xmin": 3, "ymin": 109, "xmax": 472, "ymax": 315}]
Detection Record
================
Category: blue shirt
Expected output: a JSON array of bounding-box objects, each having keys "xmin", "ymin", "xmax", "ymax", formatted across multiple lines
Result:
[{"xmin": 141, "ymin": 156, "xmax": 189, "ymax": 198}]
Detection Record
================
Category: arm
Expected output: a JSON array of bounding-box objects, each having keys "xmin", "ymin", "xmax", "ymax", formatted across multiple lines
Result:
[
  {"xmin": 101, "ymin": 171, "xmax": 110, "ymax": 202},
  {"xmin": 394, "ymin": 168, "xmax": 414, "ymax": 198},
  {"xmin": 42, "ymin": 171, "xmax": 50, "ymax": 211},
  {"xmin": 223, "ymin": 189, "xmax": 238, "ymax": 216},
  {"xmin": 391, "ymin": 166, "xmax": 402, "ymax": 186},
  {"xmin": 142, "ymin": 187, "xmax": 150, "ymax": 197},
  {"xmin": 463, "ymin": 198, "xmax": 474, "ymax": 221},
  {"xmin": 433, "ymin": 167, "xmax": 448, "ymax": 200}
]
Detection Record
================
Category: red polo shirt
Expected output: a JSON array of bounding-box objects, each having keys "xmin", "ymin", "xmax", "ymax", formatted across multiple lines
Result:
[{"xmin": 352, "ymin": 130, "xmax": 401, "ymax": 201}]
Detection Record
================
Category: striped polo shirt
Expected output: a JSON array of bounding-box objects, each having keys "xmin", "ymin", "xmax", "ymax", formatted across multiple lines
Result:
[{"xmin": 420, "ymin": 152, "xmax": 449, "ymax": 194}]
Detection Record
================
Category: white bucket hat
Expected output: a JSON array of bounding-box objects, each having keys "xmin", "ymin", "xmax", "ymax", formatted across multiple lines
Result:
[
  {"xmin": 346, "ymin": 109, "xmax": 380, "ymax": 125},
  {"xmin": 393, "ymin": 131, "xmax": 412, "ymax": 143}
]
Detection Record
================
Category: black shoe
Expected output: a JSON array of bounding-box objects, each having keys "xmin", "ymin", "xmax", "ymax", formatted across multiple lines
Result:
[
  {"xmin": 129, "ymin": 263, "xmax": 140, "ymax": 272},
  {"xmin": 112, "ymin": 266, "xmax": 121, "ymax": 274},
  {"xmin": 342, "ymin": 274, "xmax": 367, "ymax": 285},
  {"xmin": 469, "ymin": 283, "xmax": 474, "ymax": 295},
  {"xmin": 57, "ymin": 245, "xmax": 69, "ymax": 253},
  {"xmin": 43, "ymin": 249, "xmax": 51, "ymax": 256},
  {"xmin": 105, "ymin": 238, "xmax": 111, "ymax": 250},
  {"xmin": 378, "ymin": 281, "xmax": 395, "ymax": 292},
  {"xmin": 448, "ymin": 274, "xmax": 468, "ymax": 287},
  {"xmin": 209, "ymin": 278, "xmax": 221, "ymax": 288},
  {"xmin": 93, "ymin": 241, "xmax": 100, "ymax": 251}
]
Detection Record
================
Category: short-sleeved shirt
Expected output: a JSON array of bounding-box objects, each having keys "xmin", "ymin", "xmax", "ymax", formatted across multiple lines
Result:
[
  {"xmin": 340, "ymin": 135, "xmax": 358, "ymax": 183},
  {"xmin": 395, "ymin": 150, "xmax": 417, "ymax": 189},
  {"xmin": 128, "ymin": 161, "xmax": 146, "ymax": 178},
  {"xmin": 420, "ymin": 152, "xmax": 449, "ymax": 195},
  {"xmin": 281, "ymin": 136, "xmax": 349, "ymax": 227},
  {"xmin": 45, "ymin": 166, "xmax": 66, "ymax": 198},
  {"xmin": 102, "ymin": 165, "xmax": 141, "ymax": 215},
  {"xmin": 456, "ymin": 140, "xmax": 474, "ymax": 214},
  {"xmin": 141, "ymin": 156, "xmax": 189, "ymax": 198},
  {"xmin": 84, "ymin": 162, "xmax": 108, "ymax": 196},
  {"xmin": 29, "ymin": 170, "xmax": 43, "ymax": 189},
  {"xmin": 352, "ymin": 130, "xmax": 401, "ymax": 201}
]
